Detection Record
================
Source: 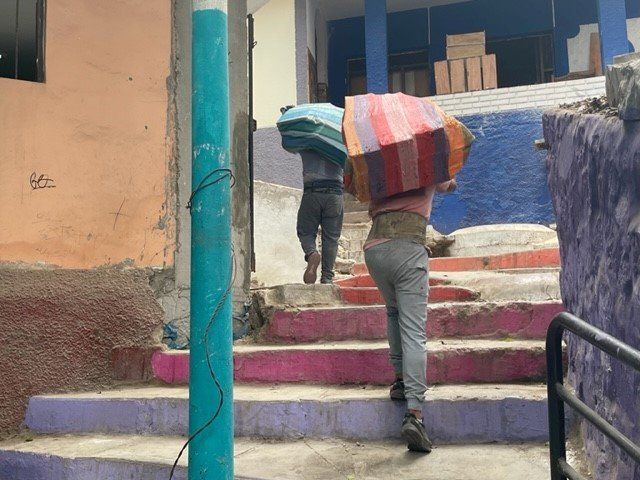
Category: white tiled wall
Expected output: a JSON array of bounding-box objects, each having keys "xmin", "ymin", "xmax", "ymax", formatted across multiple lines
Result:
[{"xmin": 433, "ymin": 76, "xmax": 606, "ymax": 117}]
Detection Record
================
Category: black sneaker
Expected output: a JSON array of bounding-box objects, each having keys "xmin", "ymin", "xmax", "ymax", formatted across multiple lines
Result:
[
  {"xmin": 390, "ymin": 379, "xmax": 405, "ymax": 401},
  {"xmin": 401, "ymin": 413, "xmax": 432, "ymax": 453}
]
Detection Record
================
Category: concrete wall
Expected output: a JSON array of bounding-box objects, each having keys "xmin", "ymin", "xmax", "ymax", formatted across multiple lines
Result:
[
  {"xmin": 0, "ymin": 266, "xmax": 163, "ymax": 437},
  {"xmin": 0, "ymin": 0, "xmax": 174, "ymax": 269},
  {"xmin": 253, "ymin": 0, "xmax": 297, "ymax": 128},
  {"xmin": 229, "ymin": 0, "xmax": 252, "ymax": 336},
  {"xmin": 253, "ymin": 181, "xmax": 306, "ymax": 286},
  {"xmin": 431, "ymin": 109, "xmax": 554, "ymax": 234},
  {"xmin": 545, "ymin": 110, "xmax": 640, "ymax": 480},
  {"xmin": 254, "ymin": 128, "xmax": 303, "ymax": 189}
]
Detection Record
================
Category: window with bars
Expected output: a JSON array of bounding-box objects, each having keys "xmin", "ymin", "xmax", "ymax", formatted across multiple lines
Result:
[
  {"xmin": 347, "ymin": 50, "xmax": 430, "ymax": 98},
  {"xmin": 0, "ymin": 0, "xmax": 45, "ymax": 82}
]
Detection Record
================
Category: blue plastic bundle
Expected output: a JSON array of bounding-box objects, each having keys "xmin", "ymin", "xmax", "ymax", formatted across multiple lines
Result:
[{"xmin": 276, "ymin": 103, "xmax": 347, "ymax": 168}]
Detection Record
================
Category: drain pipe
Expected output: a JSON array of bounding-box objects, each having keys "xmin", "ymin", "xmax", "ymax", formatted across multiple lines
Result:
[{"xmin": 190, "ymin": 1, "xmax": 233, "ymax": 479}]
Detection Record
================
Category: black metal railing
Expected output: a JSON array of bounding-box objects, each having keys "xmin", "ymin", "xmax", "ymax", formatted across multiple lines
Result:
[{"xmin": 547, "ymin": 311, "xmax": 640, "ymax": 479}]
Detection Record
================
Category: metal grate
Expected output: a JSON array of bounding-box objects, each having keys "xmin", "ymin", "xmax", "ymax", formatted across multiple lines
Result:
[{"xmin": 547, "ymin": 311, "xmax": 640, "ymax": 479}]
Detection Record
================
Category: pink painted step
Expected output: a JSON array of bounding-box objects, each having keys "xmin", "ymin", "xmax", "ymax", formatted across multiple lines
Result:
[
  {"xmin": 151, "ymin": 339, "xmax": 547, "ymax": 385},
  {"xmin": 339, "ymin": 285, "xmax": 480, "ymax": 305},
  {"xmin": 353, "ymin": 248, "xmax": 561, "ymax": 275},
  {"xmin": 262, "ymin": 301, "xmax": 564, "ymax": 344}
]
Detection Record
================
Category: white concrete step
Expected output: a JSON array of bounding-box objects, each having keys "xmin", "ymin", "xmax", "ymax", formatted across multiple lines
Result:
[
  {"xmin": 448, "ymin": 224, "xmax": 558, "ymax": 257},
  {"xmin": 0, "ymin": 434, "xmax": 554, "ymax": 479}
]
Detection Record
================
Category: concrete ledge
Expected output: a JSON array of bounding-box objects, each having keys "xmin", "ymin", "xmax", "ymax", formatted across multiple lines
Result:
[
  {"xmin": 24, "ymin": 384, "xmax": 552, "ymax": 443},
  {"xmin": 151, "ymin": 339, "xmax": 547, "ymax": 385},
  {"xmin": 448, "ymin": 224, "xmax": 558, "ymax": 257},
  {"xmin": 353, "ymin": 248, "xmax": 561, "ymax": 274},
  {"xmin": 0, "ymin": 435, "xmax": 555, "ymax": 479},
  {"xmin": 261, "ymin": 301, "xmax": 563, "ymax": 343}
]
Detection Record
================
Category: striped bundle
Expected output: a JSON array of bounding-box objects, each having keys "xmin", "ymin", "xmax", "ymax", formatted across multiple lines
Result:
[
  {"xmin": 342, "ymin": 93, "xmax": 474, "ymax": 201},
  {"xmin": 276, "ymin": 103, "xmax": 347, "ymax": 168}
]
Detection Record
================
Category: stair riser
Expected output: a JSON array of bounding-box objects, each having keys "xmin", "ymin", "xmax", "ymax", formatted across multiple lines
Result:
[
  {"xmin": 152, "ymin": 348, "xmax": 547, "ymax": 385},
  {"xmin": 263, "ymin": 302, "xmax": 564, "ymax": 343},
  {"xmin": 336, "ymin": 275, "xmax": 445, "ymax": 288},
  {"xmin": 353, "ymin": 248, "xmax": 561, "ymax": 274},
  {"xmin": 339, "ymin": 286, "xmax": 479, "ymax": 305},
  {"xmin": 0, "ymin": 453, "xmax": 189, "ymax": 480},
  {"xmin": 25, "ymin": 396, "xmax": 551, "ymax": 443}
]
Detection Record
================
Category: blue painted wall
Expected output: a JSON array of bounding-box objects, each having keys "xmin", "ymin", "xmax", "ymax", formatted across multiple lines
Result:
[
  {"xmin": 328, "ymin": 0, "xmax": 640, "ymax": 100},
  {"xmin": 430, "ymin": 109, "xmax": 554, "ymax": 234}
]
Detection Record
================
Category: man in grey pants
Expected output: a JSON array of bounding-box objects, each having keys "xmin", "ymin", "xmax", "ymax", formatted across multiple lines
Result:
[
  {"xmin": 297, "ymin": 150, "xmax": 344, "ymax": 284},
  {"xmin": 364, "ymin": 179, "xmax": 456, "ymax": 453}
]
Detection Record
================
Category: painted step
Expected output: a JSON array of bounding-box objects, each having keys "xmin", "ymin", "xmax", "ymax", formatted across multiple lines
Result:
[
  {"xmin": 339, "ymin": 285, "xmax": 480, "ymax": 305},
  {"xmin": 25, "ymin": 384, "xmax": 552, "ymax": 442},
  {"xmin": 336, "ymin": 274, "xmax": 448, "ymax": 288},
  {"xmin": 151, "ymin": 339, "xmax": 547, "ymax": 385},
  {"xmin": 353, "ymin": 247, "xmax": 561, "ymax": 274},
  {"xmin": 0, "ymin": 435, "xmax": 553, "ymax": 480},
  {"xmin": 261, "ymin": 301, "xmax": 564, "ymax": 343}
]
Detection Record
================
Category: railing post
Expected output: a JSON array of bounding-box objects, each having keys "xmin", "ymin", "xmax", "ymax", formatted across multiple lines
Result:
[{"xmin": 547, "ymin": 319, "xmax": 567, "ymax": 480}]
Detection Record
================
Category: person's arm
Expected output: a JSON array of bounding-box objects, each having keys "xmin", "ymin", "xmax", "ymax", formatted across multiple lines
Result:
[{"xmin": 436, "ymin": 178, "xmax": 457, "ymax": 193}]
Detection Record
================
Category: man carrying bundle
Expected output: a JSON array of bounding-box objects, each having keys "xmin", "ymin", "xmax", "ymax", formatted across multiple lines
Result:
[
  {"xmin": 277, "ymin": 104, "xmax": 348, "ymax": 284},
  {"xmin": 364, "ymin": 180, "xmax": 456, "ymax": 453},
  {"xmin": 342, "ymin": 92, "xmax": 475, "ymax": 453},
  {"xmin": 296, "ymin": 149, "xmax": 344, "ymax": 284}
]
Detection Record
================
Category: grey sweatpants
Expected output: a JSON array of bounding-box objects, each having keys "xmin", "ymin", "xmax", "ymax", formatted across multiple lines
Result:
[
  {"xmin": 364, "ymin": 240, "xmax": 429, "ymax": 411},
  {"xmin": 296, "ymin": 192, "xmax": 344, "ymax": 283}
]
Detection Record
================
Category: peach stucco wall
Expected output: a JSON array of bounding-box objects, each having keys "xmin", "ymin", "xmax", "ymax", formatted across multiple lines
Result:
[{"xmin": 0, "ymin": 0, "xmax": 174, "ymax": 268}]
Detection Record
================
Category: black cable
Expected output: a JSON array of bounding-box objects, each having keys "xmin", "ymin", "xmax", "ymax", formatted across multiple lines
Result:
[
  {"xmin": 186, "ymin": 168, "xmax": 236, "ymax": 211},
  {"xmin": 169, "ymin": 171, "xmax": 237, "ymax": 479}
]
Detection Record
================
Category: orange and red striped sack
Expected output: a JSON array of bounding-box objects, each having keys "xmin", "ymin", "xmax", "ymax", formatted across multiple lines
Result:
[{"xmin": 342, "ymin": 92, "xmax": 474, "ymax": 202}]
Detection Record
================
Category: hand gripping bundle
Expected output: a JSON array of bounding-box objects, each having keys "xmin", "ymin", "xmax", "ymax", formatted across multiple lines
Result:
[{"xmin": 342, "ymin": 92, "xmax": 474, "ymax": 201}]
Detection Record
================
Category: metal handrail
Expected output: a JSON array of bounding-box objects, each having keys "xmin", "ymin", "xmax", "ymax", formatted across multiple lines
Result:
[{"xmin": 547, "ymin": 312, "xmax": 640, "ymax": 480}]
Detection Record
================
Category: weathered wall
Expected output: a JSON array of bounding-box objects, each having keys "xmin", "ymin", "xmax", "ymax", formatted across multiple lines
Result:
[
  {"xmin": 253, "ymin": 181, "xmax": 306, "ymax": 286},
  {"xmin": 229, "ymin": 0, "xmax": 252, "ymax": 336},
  {"xmin": 431, "ymin": 109, "xmax": 554, "ymax": 234},
  {"xmin": 545, "ymin": 110, "xmax": 640, "ymax": 480},
  {"xmin": 0, "ymin": 0, "xmax": 174, "ymax": 269},
  {"xmin": 0, "ymin": 266, "xmax": 163, "ymax": 437},
  {"xmin": 254, "ymin": 127, "xmax": 303, "ymax": 189}
]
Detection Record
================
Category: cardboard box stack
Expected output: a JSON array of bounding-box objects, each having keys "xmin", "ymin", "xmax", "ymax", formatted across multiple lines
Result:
[{"xmin": 434, "ymin": 32, "xmax": 498, "ymax": 95}]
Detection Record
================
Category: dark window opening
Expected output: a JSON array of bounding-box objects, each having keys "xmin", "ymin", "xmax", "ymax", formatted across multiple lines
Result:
[
  {"xmin": 0, "ymin": 0, "xmax": 45, "ymax": 82},
  {"xmin": 347, "ymin": 50, "xmax": 430, "ymax": 97},
  {"xmin": 486, "ymin": 33, "xmax": 553, "ymax": 88}
]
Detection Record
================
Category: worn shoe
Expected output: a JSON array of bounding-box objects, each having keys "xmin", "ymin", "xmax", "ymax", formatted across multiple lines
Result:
[
  {"xmin": 401, "ymin": 413, "xmax": 433, "ymax": 453},
  {"xmin": 390, "ymin": 379, "xmax": 405, "ymax": 401},
  {"xmin": 303, "ymin": 252, "xmax": 321, "ymax": 284}
]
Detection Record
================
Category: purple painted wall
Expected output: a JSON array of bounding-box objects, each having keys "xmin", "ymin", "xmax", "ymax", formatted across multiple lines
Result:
[{"xmin": 545, "ymin": 110, "xmax": 640, "ymax": 480}]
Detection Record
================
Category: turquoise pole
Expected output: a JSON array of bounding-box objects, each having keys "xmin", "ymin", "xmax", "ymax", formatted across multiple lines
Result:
[{"xmin": 189, "ymin": 1, "xmax": 233, "ymax": 479}]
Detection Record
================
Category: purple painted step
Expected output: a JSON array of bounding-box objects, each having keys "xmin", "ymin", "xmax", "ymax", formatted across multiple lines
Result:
[
  {"xmin": 262, "ymin": 301, "xmax": 563, "ymax": 343},
  {"xmin": 151, "ymin": 340, "xmax": 547, "ymax": 385},
  {"xmin": 25, "ymin": 384, "xmax": 553, "ymax": 442}
]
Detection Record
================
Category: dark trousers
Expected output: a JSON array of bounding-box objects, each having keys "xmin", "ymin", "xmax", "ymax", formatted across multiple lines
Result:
[{"xmin": 296, "ymin": 191, "xmax": 344, "ymax": 283}]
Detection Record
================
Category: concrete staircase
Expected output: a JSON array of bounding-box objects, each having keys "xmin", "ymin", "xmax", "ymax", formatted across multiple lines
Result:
[{"xmin": 0, "ymin": 247, "xmax": 568, "ymax": 479}]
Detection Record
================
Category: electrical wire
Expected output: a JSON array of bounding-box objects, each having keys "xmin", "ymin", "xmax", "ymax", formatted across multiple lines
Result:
[
  {"xmin": 169, "ymin": 170, "xmax": 237, "ymax": 480},
  {"xmin": 186, "ymin": 168, "xmax": 236, "ymax": 211}
]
